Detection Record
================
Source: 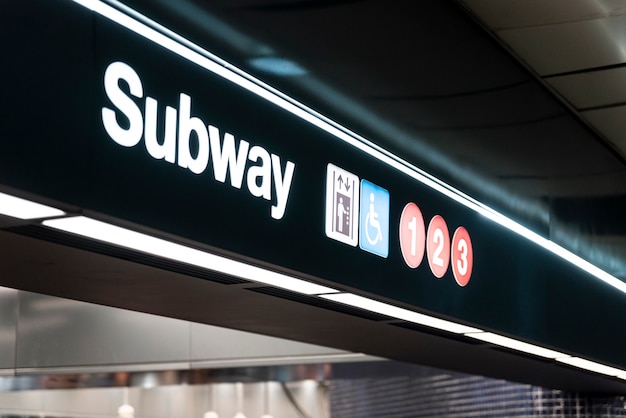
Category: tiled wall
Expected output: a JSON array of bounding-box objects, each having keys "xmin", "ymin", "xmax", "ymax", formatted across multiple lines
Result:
[{"xmin": 330, "ymin": 370, "xmax": 626, "ymax": 417}]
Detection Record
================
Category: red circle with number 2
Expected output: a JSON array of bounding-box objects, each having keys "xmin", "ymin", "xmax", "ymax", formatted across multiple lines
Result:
[{"xmin": 426, "ymin": 215, "xmax": 450, "ymax": 278}]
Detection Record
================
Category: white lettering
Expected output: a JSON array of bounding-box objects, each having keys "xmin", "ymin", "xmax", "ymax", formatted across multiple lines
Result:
[
  {"xmin": 247, "ymin": 146, "xmax": 272, "ymax": 200},
  {"xmin": 144, "ymin": 97, "xmax": 177, "ymax": 163},
  {"xmin": 178, "ymin": 93, "xmax": 209, "ymax": 175},
  {"xmin": 101, "ymin": 61, "xmax": 296, "ymax": 219},
  {"xmin": 209, "ymin": 126, "xmax": 249, "ymax": 189},
  {"xmin": 102, "ymin": 61, "xmax": 144, "ymax": 147},
  {"xmin": 271, "ymin": 155, "xmax": 295, "ymax": 220}
]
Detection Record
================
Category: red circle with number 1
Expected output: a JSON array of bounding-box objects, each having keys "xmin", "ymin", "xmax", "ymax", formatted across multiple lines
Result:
[
  {"xmin": 426, "ymin": 215, "xmax": 450, "ymax": 278},
  {"xmin": 399, "ymin": 203, "xmax": 425, "ymax": 268},
  {"xmin": 452, "ymin": 227, "xmax": 473, "ymax": 286}
]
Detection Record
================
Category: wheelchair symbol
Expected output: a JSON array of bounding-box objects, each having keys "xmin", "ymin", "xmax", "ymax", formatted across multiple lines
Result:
[
  {"xmin": 365, "ymin": 192, "xmax": 383, "ymax": 245},
  {"xmin": 358, "ymin": 179, "xmax": 388, "ymax": 257}
]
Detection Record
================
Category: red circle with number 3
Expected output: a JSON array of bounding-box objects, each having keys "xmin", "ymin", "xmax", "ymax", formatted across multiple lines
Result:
[
  {"xmin": 399, "ymin": 203, "xmax": 425, "ymax": 268},
  {"xmin": 451, "ymin": 227, "xmax": 473, "ymax": 287},
  {"xmin": 426, "ymin": 215, "xmax": 450, "ymax": 278}
]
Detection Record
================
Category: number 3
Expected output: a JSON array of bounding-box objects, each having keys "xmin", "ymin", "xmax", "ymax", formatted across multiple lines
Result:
[
  {"xmin": 456, "ymin": 238, "xmax": 468, "ymax": 275},
  {"xmin": 451, "ymin": 227, "xmax": 472, "ymax": 286}
]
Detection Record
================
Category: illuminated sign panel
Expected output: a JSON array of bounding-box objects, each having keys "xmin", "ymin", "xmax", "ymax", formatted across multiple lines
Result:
[
  {"xmin": 452, "ymin": 227, "xmax": 473, "ymax": 287},
  {"xmin": 0, "ymin": 0, "xmax": 624, "ymax": 370},
  {"xmin": 427, "ymin": 215, "xmax": 451, "ymax": 279},
  {"xmin": 399, "ymin": 203, "xmax": 426, "ymax": 269},
  {"xmin": 325, "ymin": 164, "xmax": 359, "ymax": 246},
  {"xmin": 359, "ymin": 180, "xmax": 389, "ymax": 258}
]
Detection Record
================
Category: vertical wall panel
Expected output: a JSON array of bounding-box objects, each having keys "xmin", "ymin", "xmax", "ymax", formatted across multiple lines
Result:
[
  {"xmin": 191, "ymin": 322, "xmax": 353, "ymax": 365},
  {"xmin": 0, "ymin": 288, "xmax": 17, "ymax": 371}
]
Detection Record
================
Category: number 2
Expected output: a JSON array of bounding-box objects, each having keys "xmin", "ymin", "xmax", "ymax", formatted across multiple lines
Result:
[{"xmin": 432, "ymin": 228, "xmax": 444, "ymax": 267}]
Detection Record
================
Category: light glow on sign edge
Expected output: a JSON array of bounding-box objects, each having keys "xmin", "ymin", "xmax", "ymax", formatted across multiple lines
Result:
[
  {"xmin": 321, "ymin": 292, "xmax": 481, "ymax": 334},
  {"xmin": 463, "ymin": 332, "xmax": 569, "ymax": 360},
  {"xmin": 0, "ymin": 192, "xmax": 65, "ymax": 220},
  {"xmin": 42, "ymin": 216, "xmax": 337, "ymax": 296},
  {"xmin": 61, "ymin": 0, "xmax": 626, "ymax": 381}
]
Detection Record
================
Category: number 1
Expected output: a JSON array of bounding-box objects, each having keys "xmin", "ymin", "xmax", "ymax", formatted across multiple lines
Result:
[{"xmin": 408, "ymin": 216, "xmax": 417, "ymax": 256}]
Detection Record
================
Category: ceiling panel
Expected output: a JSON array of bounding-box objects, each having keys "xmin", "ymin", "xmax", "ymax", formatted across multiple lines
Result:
[
  {"xmin": 581, "ymin": 106, "xmax": 626, "ymax": 154},
  {"xmin": 430, "ymin": 1, "xmax": 626, "ymax": 163},
  {"xmin": 410, "ymin": 115, "xmax": 626, "ymax": 181},
  {"xmin": 496, "ymin": 14, "xmax": 626, "ymax": 75},
  {"xmin": 461, "ymin": 0, "xmax": 626, "ymax": 30},
  {"xmin": 366, "ymin": 81, "xmax": 563, "ymax": 130},
  {"xmin": 546, "ymin": 67, "xmax": 626, "ymax": 110}
]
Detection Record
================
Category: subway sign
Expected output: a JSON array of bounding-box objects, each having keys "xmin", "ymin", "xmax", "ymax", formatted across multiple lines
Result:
[
  {"xmin": 101, "ymin": 59, "xmax": 476, "ymax": 288},
  {"xmin": 0, "ymin": 0, "xmax": 624, "ymax": 371}
]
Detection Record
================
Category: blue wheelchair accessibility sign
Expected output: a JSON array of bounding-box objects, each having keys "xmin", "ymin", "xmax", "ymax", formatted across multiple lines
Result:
[{"xmin": 359, "ymin": 180, "xmax": 389, "ymax": 258}]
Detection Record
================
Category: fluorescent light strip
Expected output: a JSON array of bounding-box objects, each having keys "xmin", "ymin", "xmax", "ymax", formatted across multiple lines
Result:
[
  {"xmin": 42, "ymin": 216, "xmax": 337, "ymax": 295},
  {"xmin": 464, "ymin": 332, "xmax": 569, "ymax": 360},
  {"xmin": 71, "ymin": 0, "xmax": 626, "ymax": 295},
  {"xmin": 467, "ymin": 333, "xmax": 626, "ymax": 380},
  {"xmin": 322, "ymin": 292, "xmax": 626, "ymax": 381},
  {"xmin": 557, "ymin": 357, "xmax": 626, "ymax": 380},
  {"xmin": 321, "ymin": 292, "xmax": 481, "ymax": 334},
  {"xmin": 191, "ymin": 353, "xmax": 375, "ymax": 369},
  {"xmin": 0, "ymin": 192, "xmax": 65, "ymax": 220}
]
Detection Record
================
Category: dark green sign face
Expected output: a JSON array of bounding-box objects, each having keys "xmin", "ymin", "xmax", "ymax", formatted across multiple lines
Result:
[{"xmin": 1, "ymin": 0, "xmax": 625, "ymax": 369}]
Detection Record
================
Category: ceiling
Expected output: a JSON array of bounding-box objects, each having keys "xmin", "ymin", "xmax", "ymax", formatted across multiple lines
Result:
[
  {"xmin": 2, "ymin": 0, "xmax": 626, "ymax": 394},
  {"xmin": 462, "ymin": 0, "xmax": 626, "ymax": 144}
]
